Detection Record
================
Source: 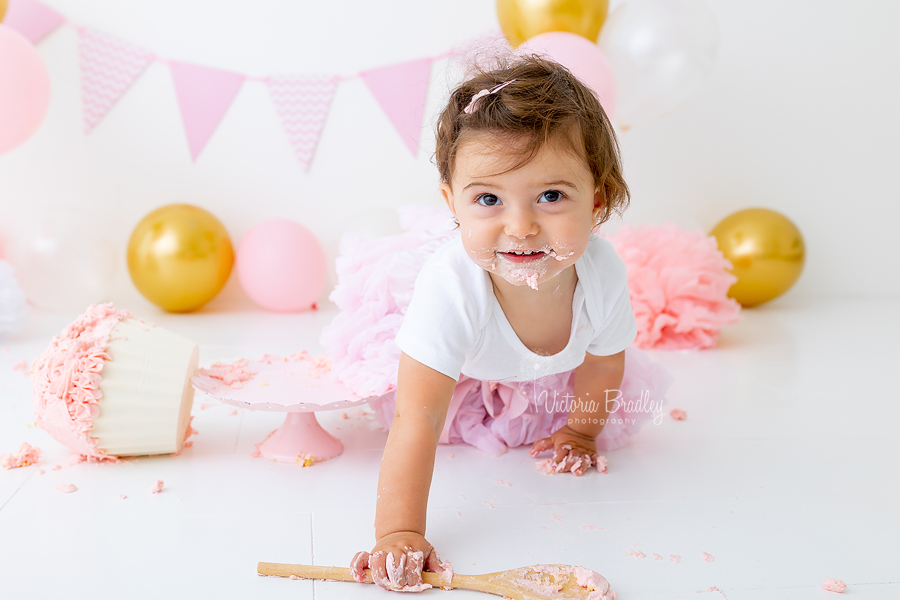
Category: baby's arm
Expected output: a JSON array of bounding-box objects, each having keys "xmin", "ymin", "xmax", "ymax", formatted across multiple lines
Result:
[
  {"xmin": 530, "ymin": 350, "xmax": 625, "ymax": 476},
  {"xmin": 351, "ymin": 351, "xmax": 456, "ymax": 591}
]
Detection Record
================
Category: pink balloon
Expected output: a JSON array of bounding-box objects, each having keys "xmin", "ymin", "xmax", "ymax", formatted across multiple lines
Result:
[
  {"xmin": 0, "ymin": 24, "xmax": 51, "ymax": 155},
  {"xmin": 519, "ymin": 31, "xmax": 617, "ymax": 118},
  {"xmin": 236, "ymin": 219, "xmax": 326, "ymax": 312}
]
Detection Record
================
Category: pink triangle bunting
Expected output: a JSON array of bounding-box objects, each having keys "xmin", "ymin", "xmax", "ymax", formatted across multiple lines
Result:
[
  {"xmin": 169, "ymin": 61, "xmax": 245, "ymax": 162},
  {"xmin": 78, "ymin": 28, "xmax": 154, "ymax": 134},
  {"xmin": 267, "ymin": 74, "xmax": 339, "ymax": 172},
  {"xmin": 3, "ymin": 0, "xmax": 65, "ymax": 43},
  {"xmin": 360, "ymin": 57, "xmax": 433, "ymax": 157}
]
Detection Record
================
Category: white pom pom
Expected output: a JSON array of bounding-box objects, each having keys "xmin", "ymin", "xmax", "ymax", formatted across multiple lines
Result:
[{"xmin": 0, "ymin": 260, "xmax": 29, "ymax": 336}]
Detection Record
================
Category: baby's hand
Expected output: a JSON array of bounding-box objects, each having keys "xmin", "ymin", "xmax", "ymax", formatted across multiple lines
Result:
[
  {"xmin": 350, "ymin": 531, "xmax": 452, "ymax": 592},
  {"xmin": 530, "ymin": 424, "xmax": 601, "ymax": 476}
]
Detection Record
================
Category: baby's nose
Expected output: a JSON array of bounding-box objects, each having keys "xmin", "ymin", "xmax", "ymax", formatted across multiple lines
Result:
[{"xmin": 504, "ymin": 208, "xmax": 539, "ymax": 239}]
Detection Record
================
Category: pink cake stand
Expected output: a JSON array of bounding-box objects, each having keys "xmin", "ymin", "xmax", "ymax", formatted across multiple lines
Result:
[{"xmin": 190, "ymin": 353, "xmax": 376, "ymax": 464}]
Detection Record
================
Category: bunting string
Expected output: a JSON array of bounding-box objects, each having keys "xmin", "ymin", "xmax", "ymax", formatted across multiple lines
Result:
[{"xmin": 2, "ymin": 0, "xmax": 504, "ymax": 168}]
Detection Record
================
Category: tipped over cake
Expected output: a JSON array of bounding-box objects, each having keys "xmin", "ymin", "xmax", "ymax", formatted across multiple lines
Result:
[{"xmin": 32, "ymin": 303, "xmax": 199, "ymax": 460}]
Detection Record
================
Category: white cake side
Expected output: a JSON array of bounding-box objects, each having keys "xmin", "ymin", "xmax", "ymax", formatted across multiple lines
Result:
[{"xmin": 91, "ymin": 318, "xmax": 199, "ymax": 456}]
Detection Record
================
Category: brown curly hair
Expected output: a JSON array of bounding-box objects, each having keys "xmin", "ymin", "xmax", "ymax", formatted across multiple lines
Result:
[{"xmin": 434, "ymin": 54, "xmax": 629, "ymax": 227}]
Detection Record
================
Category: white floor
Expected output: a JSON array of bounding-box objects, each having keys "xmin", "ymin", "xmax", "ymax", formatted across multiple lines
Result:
[{"xmin": 1, "ymin": 296, "xmax": 898, "ymax": 599}]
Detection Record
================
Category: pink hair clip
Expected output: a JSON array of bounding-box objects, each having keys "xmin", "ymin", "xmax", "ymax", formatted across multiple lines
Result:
[{"xmin": 463, "ymin": 79, "xmax": 516, "ymax": 115}]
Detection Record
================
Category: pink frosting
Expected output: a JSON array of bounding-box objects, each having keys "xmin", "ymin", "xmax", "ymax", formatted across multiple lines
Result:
[
  {"xmin": 0, "ymin": 442, "xmax": 41, "ymax": 469},
  {"xmin": 56, "ymin": 483, "xmax": 78, "ymax": 493},
  {"xmin": 520, "ymin": 565, "xmax": 614, "ymax": 600},
  {"xmin": 669, "ymin": 408, "xmax": 687, "ymax": 420},
  {"xmin": 822, "ymin": 578, "xmax": 846, "ymax": 593},
  {"xmin": 31, "ymin": 303, "xmax": 148, "ymax": 461},
  {"xmin": 151, "ymin": 479, "xmax": 164, "ymax": 494},
  {"xmin": 700, "ymin": 551, "xmax": 715, "ymax": 563},
  {"xmin": 385, "ymin": 551, "xmax": 432, "ymax": 592}
]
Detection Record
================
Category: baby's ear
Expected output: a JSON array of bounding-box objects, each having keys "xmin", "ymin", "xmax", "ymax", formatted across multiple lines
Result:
[
  {"xmin": 592, "ymin": 188, "xmax": 606, "ymax": 217},
  {"xmin": 440, "ymin": 182, "xmax": 456, "ymax": 216}
]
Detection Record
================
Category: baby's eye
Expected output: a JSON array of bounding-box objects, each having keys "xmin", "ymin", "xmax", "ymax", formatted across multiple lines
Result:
[
  {"xmin": 476, "ymin": 194, "xmax": 500, "ymax": 207},
  {"xmin": 539, "ymin": 190, "xmax": 563, "ymax": 203}
]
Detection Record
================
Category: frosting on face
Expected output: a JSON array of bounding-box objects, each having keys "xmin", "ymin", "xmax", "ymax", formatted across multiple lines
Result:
[
  {"xmin": 444, "ymin": 133, "xmax": 599, "ymax": 296},
  {"xmin": 31, "ymin": 303, "xmax": 148, "ymax": 461}
]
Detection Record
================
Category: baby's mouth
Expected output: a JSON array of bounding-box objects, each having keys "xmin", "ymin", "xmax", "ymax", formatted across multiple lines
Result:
[{"xmin": 498, "ymin": 250, "xmax": 548, "ymax": 263}]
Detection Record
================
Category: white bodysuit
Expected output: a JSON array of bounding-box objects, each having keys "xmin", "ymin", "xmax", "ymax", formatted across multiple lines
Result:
[{"xmin": 394, "ymin": 232, "xmax": 637, "ymax": 383}]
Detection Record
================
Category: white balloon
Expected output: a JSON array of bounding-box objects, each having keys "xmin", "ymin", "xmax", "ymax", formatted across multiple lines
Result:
[
  {"xmin": 599, "ymin": 0, "xmax": 719, "ymax": 129},
  {"xmin": 8, "ymin": 208, "xmax": 117, "ymax": 313}
]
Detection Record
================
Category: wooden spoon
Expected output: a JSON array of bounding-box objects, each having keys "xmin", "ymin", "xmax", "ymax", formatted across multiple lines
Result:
[{"xmin": 257, "ymin": 561, "xmax": 614, "ymax": 600}]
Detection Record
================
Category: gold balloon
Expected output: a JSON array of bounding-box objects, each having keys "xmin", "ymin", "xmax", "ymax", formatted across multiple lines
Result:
[
  {"xmin": 497, "ymin": 0, "xmax": 609, "ymax": 47},
  {"xmin": 710, "ymin": 208, "xmax": 805, "ymax": 308},
  {"xmin": 127, "ymin": 204, "xmax": 234, "ymax": 312},
  {"xmin": 0, "ymin": 0, "xmax": 8, "ymax": 22}
]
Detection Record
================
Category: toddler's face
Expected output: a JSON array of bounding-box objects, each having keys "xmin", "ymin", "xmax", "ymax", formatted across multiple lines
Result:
[{"xmin": 441, "ymin": 133, "xmax": 602, "ymax": 292}]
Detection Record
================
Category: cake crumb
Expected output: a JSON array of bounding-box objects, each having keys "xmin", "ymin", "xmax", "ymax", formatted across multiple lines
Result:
[
  {"xmin": 494, "ymin": 478, "xmax": 511, "ymax": 487},
  {"xmin": 822, "ymin": 579, "xmax": 846, "ymax": 593},
  {"xmin": 151, "ymin": 480, "xmax": 164, "ymax": 494},
  {"xmin": 550, "ymin": 513, "xmax": 563, "ymax": 522},
  {"xmin": 700, "ymin": 551, "xmax": 715, "ymax": 563},
  {"xmin": 119, "ymin": 494, "xmax": 127, "ymax": 500},
  {"xmin": 56, "ymin": 484, "xmax": 78, "ymax": 493},
  {"xmin": 581, "ymin": 524, "xmax": 607, "ymax": 531},
  {"xmin": 626, "ymin": 550, "xmax": 646, "ymax": 559},
  {"xmin": 1, "ymin": 442, "xmax": 41, "ymax": 469},
  {"xmin": 12, "ymin": 359, "xmax": 28, "ymax": 374},
  {"xmin": 651, "ymin": 553, "xmax": 663, "ymax": 560},
  {"xmin": 669, "ymin": 408, "xmax": 687, "ymax": 420},
  {"xmin": 670, "ymin": 555, "xmax": 681, "ymax": 564}
]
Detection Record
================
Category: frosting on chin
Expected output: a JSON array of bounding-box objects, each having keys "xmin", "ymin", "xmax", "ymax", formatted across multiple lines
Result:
[{"xmin": 31, "ymin": 303, "xmax": 147, "ymax": 461}]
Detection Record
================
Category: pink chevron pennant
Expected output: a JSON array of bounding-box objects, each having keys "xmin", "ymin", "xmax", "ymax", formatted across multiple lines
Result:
[
  {"xmin": 3, "ymin": 0, "xmax": 65, "ymax": 43},
  {"xmin": 267, "ymin": 74, "xmax": 339, "ymax": 172},
  {"xmin": 169, "ymin": 61, "xmax": 245, "ymax": 162},
  {"xmin": 78, "ymin": 27, "xmax": 154, "ymax": 134},
  {"xmin": 360, "ymin": 57, "xmax": 433, "ymax": 157}
]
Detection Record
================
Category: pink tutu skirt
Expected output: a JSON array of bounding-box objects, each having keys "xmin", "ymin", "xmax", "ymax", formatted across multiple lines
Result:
[{"xmin": 321, "ymin": 205, "xmax": 673, "ymax": 456}]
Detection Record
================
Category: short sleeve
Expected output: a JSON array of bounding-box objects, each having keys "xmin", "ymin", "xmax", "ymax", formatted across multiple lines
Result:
[
  {"xmin": 586, "ymin": 285, "xmax": 637, "ymax": 356},
  {"xmin": 394, "ymin": 264, "xmax": 480, "ymax": 381}
]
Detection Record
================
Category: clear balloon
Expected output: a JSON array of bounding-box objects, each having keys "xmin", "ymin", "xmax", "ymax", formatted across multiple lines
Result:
[
  {"xmin": 598, "ymin": 0, "xmax": 718, "ymax": 129},
  {"xmin": 0, "ymin": 24, "xmax": 51, "ymax": 155},
  {"xmin": 8, "ymin": 208, "xmax": 117, "ymax": 313}
]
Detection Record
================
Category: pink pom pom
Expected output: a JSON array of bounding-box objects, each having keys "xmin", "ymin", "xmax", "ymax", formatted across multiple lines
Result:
[{"xmin": 604, "ymin": 224, "xmax": 740, "ymax": 350}]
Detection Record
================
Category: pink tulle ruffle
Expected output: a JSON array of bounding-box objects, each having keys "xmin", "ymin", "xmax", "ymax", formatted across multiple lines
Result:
[
  {"xmin": 320, "ymin": 206, "xmax": 457, "ymax": 399},
  {"xmin": 370, "ymin": 346, "xmax": 673, "ymax": 456},
  {"xmin": 604, "ymin": 224, "xmax": 741, "ymax": 350}
]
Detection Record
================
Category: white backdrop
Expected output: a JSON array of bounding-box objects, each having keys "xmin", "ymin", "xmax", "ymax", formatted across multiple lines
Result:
[{"xmin": 1, "ymin": 0, "xmax": 898, "ymax": 316}]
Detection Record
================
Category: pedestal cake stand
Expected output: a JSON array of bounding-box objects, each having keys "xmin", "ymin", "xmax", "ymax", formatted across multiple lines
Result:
[{"xmin": 190, "ymin": 352, "xmax": 376, "ymax": 463}]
